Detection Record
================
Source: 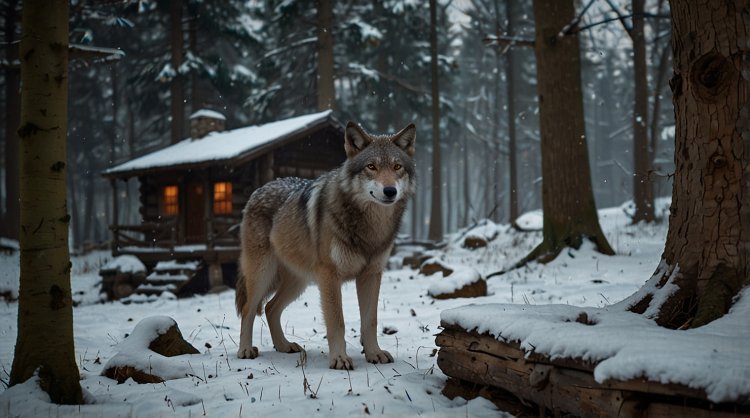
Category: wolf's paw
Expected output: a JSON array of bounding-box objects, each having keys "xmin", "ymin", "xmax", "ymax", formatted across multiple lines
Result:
[
  {"xmin": 237, "ymin": 345, "xmax": 259, "ymax": 359},
  {"xmin": 365, "ymin": 349, "xmax": 394, "ymax": 364},
  {"xmin": 329, "ymin": 353, "xmax": 354, "ymax": 370},
  {"xmin": 275, "ymin": 342, "xmax": 304, "ymax": 354}
]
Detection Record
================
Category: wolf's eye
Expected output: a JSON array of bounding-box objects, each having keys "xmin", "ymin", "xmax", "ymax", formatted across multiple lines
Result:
[
  {"xmin": 366, "ymin": 164, "xmax": 377, "ymax": 171},
  {"xmin": 394, "ymin": 164, "xmax": 402, "ymax": 170}
]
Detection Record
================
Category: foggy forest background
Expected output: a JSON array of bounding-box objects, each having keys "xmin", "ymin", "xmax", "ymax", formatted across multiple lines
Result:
[{"xmin": 0, "ymin": 0, "xmax": 674, "ymax": 249}]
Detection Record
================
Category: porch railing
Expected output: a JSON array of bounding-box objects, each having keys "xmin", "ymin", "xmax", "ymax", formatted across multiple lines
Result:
[
  {"xmin": 207, "ymin": 215, "xmax": 242, "ymax": 249},
  {"xmin": 111, "ymin": 215, "xmax": 242, "ymax": 254},
  {"xmin": 110, "ymin": 218, "xmax": 177, "ymax": 254}
]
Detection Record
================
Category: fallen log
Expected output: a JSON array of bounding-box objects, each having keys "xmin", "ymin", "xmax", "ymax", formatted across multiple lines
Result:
[{"xmin": 436, "ymin": 324, "xmax": 750, "ymax": 418}]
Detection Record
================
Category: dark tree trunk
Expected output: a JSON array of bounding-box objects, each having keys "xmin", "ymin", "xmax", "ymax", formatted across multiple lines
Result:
[
  {"xmin": 316, "ymin": 0, "xmax": 335, "ymax": 110},
  {"xmin": 526, "ymin": 0, "xmax": 614, "ymax": 262},
  {"xmin": 188, "ymin": 11, "xmax": 202, "ymax": 113},
  {"xmin": 373, "ymin": 1, "xmax": 388, "ymax": 130},
  {"xmin": 83, "ymin": 174, "xmax": 95, "ymax": 243},
  {"xmin": 462, "ymin": 100, "xmax": 471, "ymax": 226},
  {"xmin": 649, "ymin": 41, "xmax": 672, "ymax": 198},
  {"xmin": 506, "ymin": 1, "xmax": 519, "ymax": 223},
  {"xmin": 4, "ymin": 0, "xmax": 20, "ymax": 240},
  {"xmin": 10, "ymin": 0, "xmax": 82, "ymax": 404},
  {"xmin": 428, "ymin": 0, "xmax": 443, "ymax": 241},
  {"xmin": 492, "ymin": 0, "xmax": 503, "ymax": 224},
  {"xmin": 631, "ymin": 0, "xmax": 655, "ymax": 223},
  {"xmin": 170, "ymin": 0, "xmax": 184, "ymax": 144},
  {"xmin": 628, "ymin": 0, "xmax": 750, "ymax": 329},
  {"xmin": 67, "ymin": 138, "xmax": 81, "ymax": 250}
]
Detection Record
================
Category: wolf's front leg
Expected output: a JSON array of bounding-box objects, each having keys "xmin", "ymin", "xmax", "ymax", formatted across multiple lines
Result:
[
  {"xmin": 318, "ymin": 274, "xmax": 353, "ymax": 370},
  {"xmin": 356, "ymin": 272, "xmax": 393, "ymax": 364},
  {"xmin": 238, "ymin": 311, "xmax": 259, "ymax": 359}
]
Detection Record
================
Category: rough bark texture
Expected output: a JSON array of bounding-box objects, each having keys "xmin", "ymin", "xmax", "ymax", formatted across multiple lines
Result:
[
  {"xmin": 527, "ymin": 0, "xmax": 614, "ymax": 262},
  {"xmin": 631, "ymin": 0, "xmax": 656, "ymax": 223},
  {"xmin": 428, "ymin": 0, "xmax": 443, "ymax": 242},
  {"xmin": 9, "ymin": 0, "xmax": 83, "ymax": 404},
  {"xmin": 635, "ymin": 0, "xmax": 750, "ymax": 328},
  {"xmin": 170, "ymin": 0, "xmax": 185, "ymax": 144},
  {"xmin": 316, "ymin": 0, "xmax": 335, "ymax": 111},
  {"xmin": 3, "ymin": 0, "xmax": 20, "ymax": 240}
]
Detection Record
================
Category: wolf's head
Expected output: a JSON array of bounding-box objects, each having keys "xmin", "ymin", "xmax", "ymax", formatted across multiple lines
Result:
[{"xmin": 342, "ymin": 122, "xmax": 416, "ymax": 206}]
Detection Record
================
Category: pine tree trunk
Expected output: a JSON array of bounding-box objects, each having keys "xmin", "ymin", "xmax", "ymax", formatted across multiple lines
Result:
[
  {"xmin": 527, "ymin": 0, "xmax": 614, "ymax": 262},
  {"xmin": 189, "ymin": 11, "xmax": 202, "ymax": 113},
  {"xmin": 506, "ymin": 1, "xmax": 519, "ymax": 224},
  {"xmin": 649, "ymin": 41, "xmax": 672, "ymax": 198},
  {"xmin": 9, "ymin": 0, "xmax": 82, "ymax": 404},
  {"xmin": 462, "ymin": 100, "xmax": 471, "ymax": 226},
  {"xmin": 170, "ymin": 0, "xmax": 185, "ymax": 144},
  {"xmin": 631, "ymin": 0, "xmax": 655, "ymax": 223},
  {"xmin": 428, "ymin": 0, "xmax": 443, "ymax": 242},
  {"xmin": 316, "ymin": 0, "xmax": 335, "ymax": 111},
  {"xmin": 4, "ymin": 0, "xmax": 20, "ymax": 240},
  {"xmin": 629, "ymin": 0, "xmax": 750, "ymax": 329}
]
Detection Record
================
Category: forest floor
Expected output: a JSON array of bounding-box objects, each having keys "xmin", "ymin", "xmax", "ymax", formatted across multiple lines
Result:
[{"xmin": 0, "ymin": 200, "xmax": 671, "ymax": 417}]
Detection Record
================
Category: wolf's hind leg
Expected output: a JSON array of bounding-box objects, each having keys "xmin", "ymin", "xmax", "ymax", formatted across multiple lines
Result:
[
  {"xmin": 237, "ymin": 253, "xmax": 277, "ymax": 359},
  {"xmin": 265, "ymin": 267, "xmax": 307, "ymax": 354}
]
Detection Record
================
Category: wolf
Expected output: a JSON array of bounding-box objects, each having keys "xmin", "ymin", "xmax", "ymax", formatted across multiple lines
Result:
[{"xmin": 235, "ymin": 121, "xmax": 416, "ymax": 370}]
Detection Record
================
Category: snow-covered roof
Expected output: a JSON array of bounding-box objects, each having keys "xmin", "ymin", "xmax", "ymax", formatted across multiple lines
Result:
[
  {"xmin": 190, "ymin": 109, "xmax": 226, "ymax": 120},
  {"xmin": 104, "ymin": 110, "xmax": 337, "ymax": 178}
]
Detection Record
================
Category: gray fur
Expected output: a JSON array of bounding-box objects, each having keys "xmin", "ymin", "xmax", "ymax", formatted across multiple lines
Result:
[{"xmin": 235, "ymin": 122, "xmax": 416, "ymax": 369}]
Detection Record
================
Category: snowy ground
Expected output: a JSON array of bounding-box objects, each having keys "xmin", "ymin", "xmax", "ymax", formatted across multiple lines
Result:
[{"xmin": 0, "ymin": 201, "xmax": 672, "ymax": 417}]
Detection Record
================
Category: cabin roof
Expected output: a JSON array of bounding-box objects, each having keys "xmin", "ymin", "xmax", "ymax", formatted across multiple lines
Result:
[
  {"xmin": 190, "ymin": 109, "xmax": 226, "ymax": 120},
  {"xmin": 103, "ymin": 110, "xmax": 339, "ymax": 179}
]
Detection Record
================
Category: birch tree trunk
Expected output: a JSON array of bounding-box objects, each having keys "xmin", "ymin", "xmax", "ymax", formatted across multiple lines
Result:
[{"xmin": 9, "ymin": 0, "xmax": 82, "ymax": 404}]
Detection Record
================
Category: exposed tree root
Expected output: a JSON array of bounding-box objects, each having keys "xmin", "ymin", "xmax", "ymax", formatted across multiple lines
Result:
[
  {"xmin": 486, "ymin": 234, "xmax": 614, "ymax": 280},
  {"xmin": 623, "ymin": 261, "xmax": 747, "ymax": 330}
]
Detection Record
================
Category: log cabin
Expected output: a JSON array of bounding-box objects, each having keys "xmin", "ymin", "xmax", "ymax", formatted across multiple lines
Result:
[{"xmin": 102, "ymin": 110, "xmax": 345, "ymax": 298}]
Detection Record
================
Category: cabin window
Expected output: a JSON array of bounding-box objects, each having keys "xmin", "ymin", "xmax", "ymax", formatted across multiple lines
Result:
[
  {"xmin": 161, "ymin": 185, "xmax": 179, "ymax": 216},
  {"xmin": 213, "ymin": 182, "xmax": 233, "ymax": 214}
]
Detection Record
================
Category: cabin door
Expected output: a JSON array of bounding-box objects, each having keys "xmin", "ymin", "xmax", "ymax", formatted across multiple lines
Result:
[{"xmin": 185, "ymin": 182, "xmax": 206, "ymax": 243}]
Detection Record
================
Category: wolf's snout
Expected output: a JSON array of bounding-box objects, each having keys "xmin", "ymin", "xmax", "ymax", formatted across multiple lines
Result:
[{"xmin": 383, "ymin": 187, "xmax": 397, "ymax": 198}]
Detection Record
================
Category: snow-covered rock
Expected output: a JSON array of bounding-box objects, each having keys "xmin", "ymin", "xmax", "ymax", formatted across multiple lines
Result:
[{"xmin": 102, "ymin": 316, "xmax": 199, "ymax": 384}]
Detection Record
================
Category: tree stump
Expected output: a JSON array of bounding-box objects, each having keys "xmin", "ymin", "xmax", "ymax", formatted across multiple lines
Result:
[
  {"xmin": 462, "ymin": 236, "xmax": 488, "ymax": 249},
  {"xmin": 420, "ymin": 258, "xmax": 454, "ymax": 277}
]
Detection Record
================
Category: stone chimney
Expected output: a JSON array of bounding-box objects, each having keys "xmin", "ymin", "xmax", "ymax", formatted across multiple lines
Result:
[{"xmin": 189, "ymin": 109, "xmax": 226, "ymax": 139}]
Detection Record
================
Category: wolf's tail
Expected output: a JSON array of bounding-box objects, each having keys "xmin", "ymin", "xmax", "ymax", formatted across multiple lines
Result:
[
  {"xmin": 235, "ymin": 267, "xmax": 247, "ymax": 317},
  {"xmin": 235, "ymin": 262, "xmax": 270, "ymax": 317}
]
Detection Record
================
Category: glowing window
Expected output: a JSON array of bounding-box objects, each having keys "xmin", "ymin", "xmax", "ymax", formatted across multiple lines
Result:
[
  {"xmin": 162, "ymin": 185, "xmax": 178, "ymax": 216},
  {"xmin": 213, "ymin": 182, "xmax": 233, "ymax": 214}
]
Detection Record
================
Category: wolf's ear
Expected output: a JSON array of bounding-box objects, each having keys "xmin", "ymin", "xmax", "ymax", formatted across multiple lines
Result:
[
  {"xmin": 391, "ymin": 123, "xmax": 416, "ymax": 156},
  {"xmin": 344, "ymin": 122, "xmax": 372, "ymax": 158}
]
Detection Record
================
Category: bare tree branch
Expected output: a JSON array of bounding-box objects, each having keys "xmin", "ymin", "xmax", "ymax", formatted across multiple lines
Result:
[{"xmin": 483, "ymin": 35, "xmax": 534, "ymax": 51}]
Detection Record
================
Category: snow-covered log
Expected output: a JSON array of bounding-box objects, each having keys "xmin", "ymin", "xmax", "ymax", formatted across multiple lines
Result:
[{"xmin": 436, "ymin": 312, "xmax": 750, "ymax": 418}]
